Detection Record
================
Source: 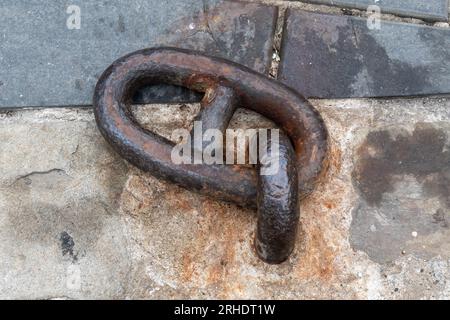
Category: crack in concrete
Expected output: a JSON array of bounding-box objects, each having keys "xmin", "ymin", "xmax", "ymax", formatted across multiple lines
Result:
[
  {"xmin": 11, "ymin": 169, "xmax": 69, "ymax": 186},
  {"xmin": 15, "ymin": 169, "xmax": 67, "ymax": 181}
]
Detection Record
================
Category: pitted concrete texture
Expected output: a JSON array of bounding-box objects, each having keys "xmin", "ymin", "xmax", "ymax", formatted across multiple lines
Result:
[{"xmin": 0, "ymin": 98, "xmax": 449, "ymax": 299}]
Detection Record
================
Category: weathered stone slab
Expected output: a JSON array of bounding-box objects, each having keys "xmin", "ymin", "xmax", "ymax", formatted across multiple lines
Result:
[
  {"xmin": 0, "ymin": 0, "xmax": 277, "ymax": 108},
  {"xmin": 1, "ymin": 97, "xmax": 450, "ymax": 299},
  {"xmin": 279, "ymin": 10, "xmax": 450, "ymax": 98},
  {"xmin": 298, "ymin": 0, "xmax": 448, "ymax": 22}
]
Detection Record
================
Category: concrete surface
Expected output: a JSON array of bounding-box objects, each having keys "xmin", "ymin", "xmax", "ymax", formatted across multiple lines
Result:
[
  {"xmin": 0, "ymin": 97, "xmax": 449, "ymax": 299},
  {"xmin": 0, "ymin": 0, "xmax": 449, "ymax": 300}
]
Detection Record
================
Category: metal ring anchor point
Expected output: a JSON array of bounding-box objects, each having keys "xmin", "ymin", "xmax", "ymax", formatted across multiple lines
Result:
[{"xmin": 93, "ymin": 47, "xmax": 328, "ymax": 264}]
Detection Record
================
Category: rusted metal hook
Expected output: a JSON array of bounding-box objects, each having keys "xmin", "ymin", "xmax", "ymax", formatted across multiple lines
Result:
[{"xmin": 93, "ymin": 47, "xmax": 328, "ymax": 264}]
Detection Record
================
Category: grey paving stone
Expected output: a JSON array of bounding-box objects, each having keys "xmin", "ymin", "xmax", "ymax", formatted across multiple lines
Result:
[
  {"xmin": 279, "ymin": 10, "xmax": 450, "ymax": 98},
  {"xmin": 0, "ymin": 0, "xmax": 277, "ymax": 108},
  {"xmin": 298, "ymin": 0, "xmax": 448, "ymax": 22}
]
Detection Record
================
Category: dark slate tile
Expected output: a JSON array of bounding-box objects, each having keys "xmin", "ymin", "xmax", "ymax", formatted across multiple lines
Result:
[
  {"xmin": 279, "ymin": 10, "xmax": 450, "ymax": 98},
  {"xmin": 298, "ymin": 0, "xmax": 448, "ymax": 22},
  {"xmin": 0, "ymin": 0, "xmax": 277, "ymax": 108}
]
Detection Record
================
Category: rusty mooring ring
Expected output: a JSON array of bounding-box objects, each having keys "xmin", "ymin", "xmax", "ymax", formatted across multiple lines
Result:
[{"xmin": 94, "ymin": 47, "xmax": 328, "ymax": 263}]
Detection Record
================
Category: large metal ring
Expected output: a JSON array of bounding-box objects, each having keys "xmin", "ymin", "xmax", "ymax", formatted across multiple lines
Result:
[{"xmin": 94, "ymin": 47, "xmax": 328, "ymax": 263}]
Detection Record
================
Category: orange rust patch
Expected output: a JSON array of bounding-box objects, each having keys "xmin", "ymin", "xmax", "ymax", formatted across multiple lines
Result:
[
  {"xmin": 292, "ymin": 143, "xmax": 345, "ymax": 281},
  {"xmin": 312, "ymin": 140, "xmax": 342, "ymax": 196},
  {"xmin": 206, "ymin": 262, "xmax": 223, "ymax": 285},
  {"xmin": 181, "ymin": 252, "xmax": 195, "ymax": 282},
  {"xmin": 324, "ymin": 202, "xmax": 336, "ymax": 210},
  {"xmin": 295, "ymin": 224, "xmax": 335, "ymax": 281},
  {"xmin": 177, "ymin": 198, "xmax": 253, "ymax": 298},
  {"xmin": 327, "ymin": 142, "xmax": 342, "ymax": 174},
  {"xmin": 165, "ymin": 188, "xmax": 194, "ymax": 211}
]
